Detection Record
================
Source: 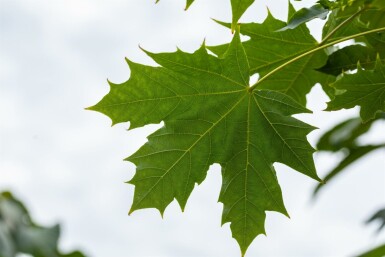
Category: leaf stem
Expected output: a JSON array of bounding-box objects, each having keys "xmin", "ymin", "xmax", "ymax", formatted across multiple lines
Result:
[
  {"xmin": 248, "ymin": 26, "xmax": 385, "ymax": 92},
  {"xmin": 320, "ymin": 7, "xmax": 367, "ymax": 46}
]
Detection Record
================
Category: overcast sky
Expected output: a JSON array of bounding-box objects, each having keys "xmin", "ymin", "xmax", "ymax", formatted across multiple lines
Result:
[{"xmin": 0, "ymin": 0, "xmax": 384, "ymax": 256}]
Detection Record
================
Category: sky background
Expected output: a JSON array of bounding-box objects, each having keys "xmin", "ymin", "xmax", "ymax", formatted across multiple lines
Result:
[{"xmin": 0, "ymin": 0, "xmax": 384, "ymax": 256}]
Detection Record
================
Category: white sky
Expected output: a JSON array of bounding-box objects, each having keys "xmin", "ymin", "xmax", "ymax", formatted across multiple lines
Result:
[{"xmin": 0, "ymin": 0, "xmax": 384, "ymax": 256}]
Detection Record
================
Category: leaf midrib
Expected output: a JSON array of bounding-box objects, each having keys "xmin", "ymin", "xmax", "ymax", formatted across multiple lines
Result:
[{"xmin": 95, "ymin": 89, "xmax": 245, "ymax": 108}]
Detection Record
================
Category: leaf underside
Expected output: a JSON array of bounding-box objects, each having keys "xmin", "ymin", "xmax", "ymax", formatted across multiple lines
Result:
[
  {"xmin": 89, "ymin": 30, "xmax": 320, "ymax": 255},
  {"xmin": 88, "ymin": 0, "xmax": 385, "ymax": 255}
]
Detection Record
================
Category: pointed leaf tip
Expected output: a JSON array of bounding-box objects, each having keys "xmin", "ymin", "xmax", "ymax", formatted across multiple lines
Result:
[{"xmin": 184, "ymin": 0, "xmax": 194, "ymax": 10}]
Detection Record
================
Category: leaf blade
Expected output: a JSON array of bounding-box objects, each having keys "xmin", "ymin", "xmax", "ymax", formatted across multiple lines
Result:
[{"xmin": 327, "ymin": 58, "xmax": 385, "ymax": 122}]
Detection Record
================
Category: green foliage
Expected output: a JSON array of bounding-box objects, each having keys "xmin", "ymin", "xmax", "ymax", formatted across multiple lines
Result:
[
  {"xmin": 319, "ymin": 45, "xmax": 379, "ymax": 75},
  {"xmin": 209, "ymin": 5, "xmax": 333, "ymax": 105},
  {"xmin": 367, "ymin": 208, "xmax": 385, "ymax": 232},
  {"xmin": 316, "ymin": 117, "xmax": 375, "ymax": 151},
  {"xmin": 327, "ymin": 58, "xmax": 385, "ymax": 122},
  {"xmin": 353, "ymin": 209, "xmax": 385, "ymax": 257},
  {"xmin": 90, "ymin": 0, "xmax": 385, "ymax": 255},
  {"xmin": 314, "ymin": 114, "xmax": 384, "ymax": 194},
  {"xmin": 314, "ymin": 144, "xmax": 385, "ymax": 194},
  {"xmin": 90, "ymin": 31, "xmax": 319, "ymax": 254},
  {"xmin": 0, "ymin": 192, "xmax": 86, "ymax": 257}
]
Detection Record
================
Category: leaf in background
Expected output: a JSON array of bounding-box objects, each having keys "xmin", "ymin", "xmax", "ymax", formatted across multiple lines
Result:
[
  {"xmin": 327, "ymin": 58, "xmax": 385, "ymax": 122},
  {"xmin": 209, "ymin": 5, "xmax": 333, "ymax": 105},
  {"xmin": 278, "ymin": 4, "xmax": 329, "ymax": 31},
  {"xmin": 316, "ymin": 117, "xmax": 374, "ymax": 151},
  {"xmin": 322, "ymin": 4, "xmax": 363, "ymax": 41},
  {"xmin": 314, "ymin": 144, "xmax": 385, "ymax": 195},
  {"xmin": 61, "ymin": 252, "xmax": 87, "ymax": 257},
  {"xmin": 356, "ymin": 243, "xmax": 385, "ymax": 257},
  {"xmin": 318, "ymin": 45, "xmax": 379, "ymax": 76},
  {"xmin": 318, "ymin": 0, "xmax": 369, "ymax": 10},
  {"xmin": 322, "ymin": 4, "xmax": 385, "ymax": 46},
  {"xmin": 318, "ymin": 0, "xmax": 335, "ymax": 9},
  {"xmin": 366, "ymin": 208, "xmax": 385, "ymax": 232},
  {"xmin": 16, "ymin": 225, "xmax": 60, "ymax": 257},
  {"xmin": 359, "ymin": 8, "xmax": 385, "ymax": 55},
  {"xmin": 0, "ymin": 192, "xmax": 86, "ymax": 257},
  {"xmin": 0, "ymin": 222, "xmax": 15, "ymax": 257},
  {"xmin": 90, "ymin": 31, "xmax": 320, "ymax": 255}
]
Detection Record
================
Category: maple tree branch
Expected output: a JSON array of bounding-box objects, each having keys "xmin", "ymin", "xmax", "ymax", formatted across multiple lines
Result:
[
  {"xmin": 249, "ymin": 26, "xmax": 385, "ymax": 92},
  {"xmin": 320, "ymin": 7, "xmax": 367, "ymax": 46}
]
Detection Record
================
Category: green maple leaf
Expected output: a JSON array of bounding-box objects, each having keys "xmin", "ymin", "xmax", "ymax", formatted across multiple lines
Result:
[
  {"xmin": 209, "ymin": 5, "xmax": 334, "ymax": 105},
  {"xmin": 89, "ymin": 31, "xmax": 320, "ymax": 255},
  {"xmin": 322, "ymin": 2, "xmax": 385, "ymax": 44},
  {"xmin": 320, "ymin": 7, "xmax": 385, "ymax": 76},
  {"xmin": 327, "ymin": 58, "xmax": 385, "ymax": 122}
]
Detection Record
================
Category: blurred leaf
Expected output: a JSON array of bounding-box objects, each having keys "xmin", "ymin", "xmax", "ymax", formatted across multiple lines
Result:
[
  {"xmin": 318, "ymin": 0, "xmax": 335, "ymax": 9},
  {"xmin": 370, "ymin": 0, "xmax": 385, "ymax": 9},
  {"xmin": 278, "ymin": 4, "xmax": 329, "ymax": 31},
  {"xmin": 0, "ymin": 222, "xmax": 15, "ymax": 257},
  {"xmin": 16, "ymin": 225, "xmax": 60, "ymax": 257},
  {"xmin": 60, "ymin": 251, "xmax": 87, "ymax": 257},
  {"xmin": 366, "ymin": 208, "xmax": 385, "ymax": 232},
  {"xmin": 318, "ymin": 0, "xmax": 371, "ymax": 10},
  {"xmin": 316, "ymin": 117, "xmax": 376, "ymax": 151},
  {"xmin": 0, "ymin": 192, "xmax": 86, "ymax": 257},
  {"xmin": 356, "ymin": 243, "xmax": 385, "ymax": 257},
  {"xmin": 314, "ymin": 144, "xmax": 385, "ymax": 195}
]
